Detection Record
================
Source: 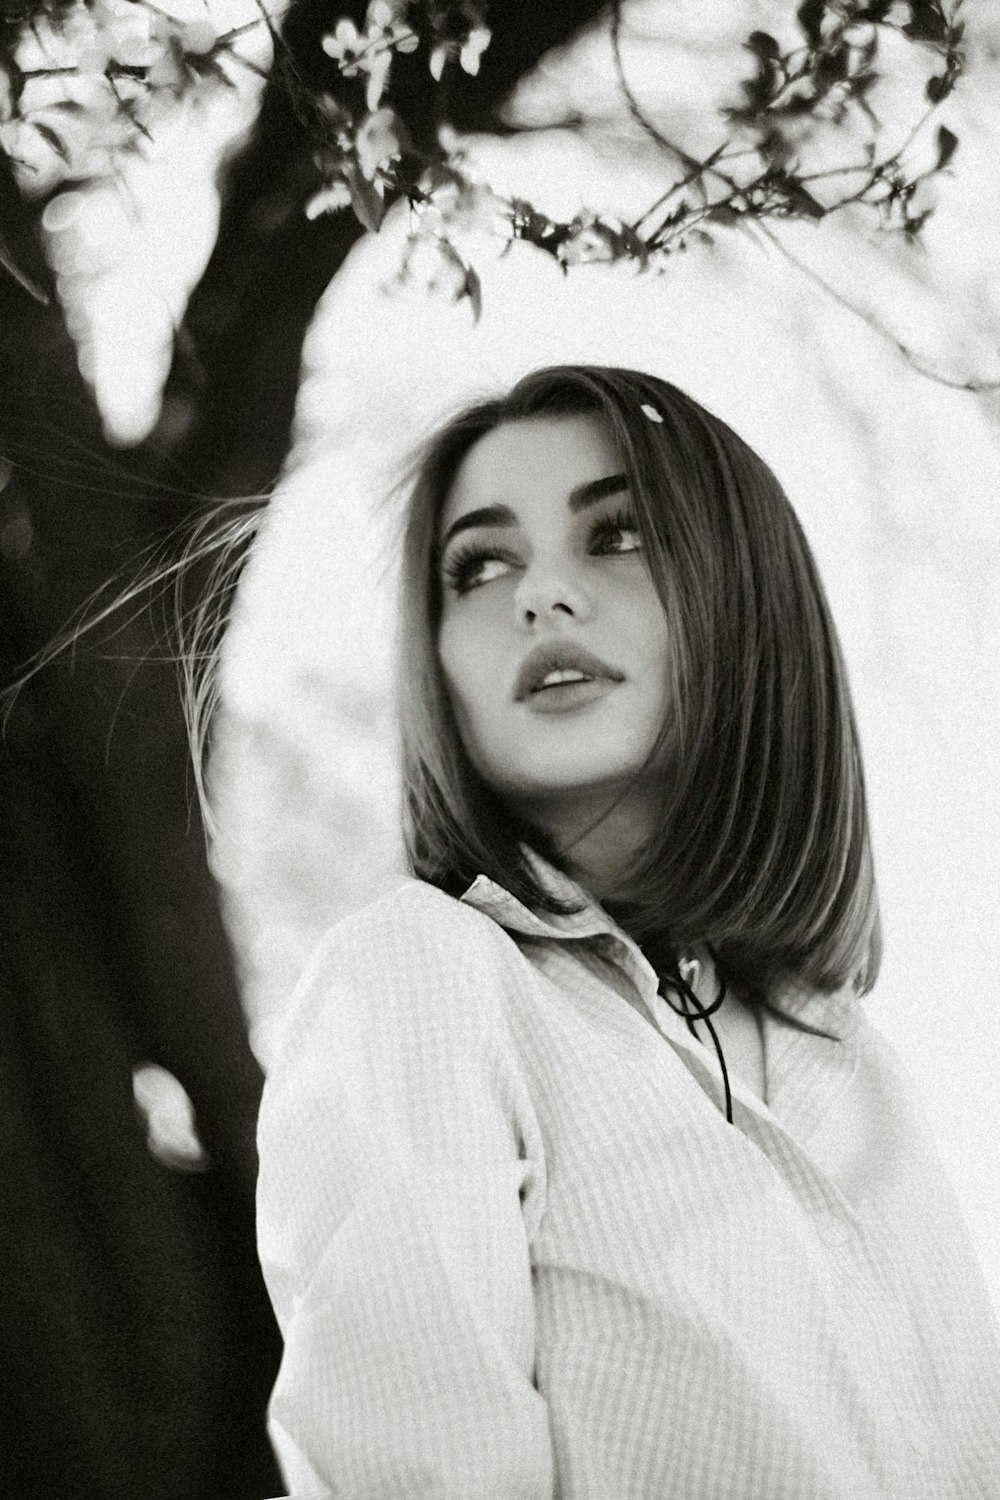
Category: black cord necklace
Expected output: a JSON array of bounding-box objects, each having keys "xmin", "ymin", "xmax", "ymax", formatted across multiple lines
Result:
[{"xmin": 656, "ymin": 957, "xmax": 734, "ymax": 1125}]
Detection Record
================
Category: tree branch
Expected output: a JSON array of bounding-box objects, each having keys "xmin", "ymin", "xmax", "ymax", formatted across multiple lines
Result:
[{"xmin": 758, "ymin": 223, "xmax": 1000, "ymax": 392}]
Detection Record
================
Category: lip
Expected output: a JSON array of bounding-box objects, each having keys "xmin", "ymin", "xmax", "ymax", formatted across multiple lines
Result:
[
  {"xmin": 521, "ymin": 677, "xmax": 620, "ymax": 715},
  {"xmin": 514, "ymin": 642, "xmax": 624, "ymax": 703}
]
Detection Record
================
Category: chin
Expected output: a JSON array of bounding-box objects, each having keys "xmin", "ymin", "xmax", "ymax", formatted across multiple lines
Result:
[
  {"xmin": 495, "ymin": 760, "xmax": 650, "ymax": 808},
  {"xmin": 467, "ymin": 725, "xmax": 662, "ymax": 806}
]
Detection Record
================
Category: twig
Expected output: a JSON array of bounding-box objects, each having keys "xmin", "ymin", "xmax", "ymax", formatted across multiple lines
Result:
[{"xmin": 758, "ymin": 223, "xmax": 1000, "ymax": 392}]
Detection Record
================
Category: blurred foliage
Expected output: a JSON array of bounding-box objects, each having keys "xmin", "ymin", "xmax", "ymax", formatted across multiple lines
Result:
[
  {"xmin": 0, "ymin": 0, "xmax": 968, "ymax": 319},
  {"xmin": 0, "ymin": 0, "xmax": 269, "ymax": 197}
]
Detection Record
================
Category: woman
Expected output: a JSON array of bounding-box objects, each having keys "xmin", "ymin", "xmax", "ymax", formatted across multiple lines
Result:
[{"xmin": 256, "ymin": 366, "xmax": 1000, "ymax": 1497}]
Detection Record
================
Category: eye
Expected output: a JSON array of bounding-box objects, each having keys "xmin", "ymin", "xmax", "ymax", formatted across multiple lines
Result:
[
  {"xmin": 442, "ymin": 543, "xmax": 516, "ymax": 596},
  {"xmin": 589, "ymin": 508, "xmax": 643, "ymax": 555}
]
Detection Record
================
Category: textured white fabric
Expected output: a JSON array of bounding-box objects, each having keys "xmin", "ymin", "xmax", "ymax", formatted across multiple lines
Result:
[{"xmin": 257, "ymin": 852, "xmax": 1000, "ymax": 1498}]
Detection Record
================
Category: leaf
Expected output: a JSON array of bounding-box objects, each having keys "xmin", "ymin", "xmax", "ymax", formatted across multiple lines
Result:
[
  {"xmin": 346, "ymin": 165, "xmax": 386, "ymax": 232},
  {"xmin": 421, "ymin": 160, "xmax": 454, "ymax": 193},
  {"xmin": 935, "ymin": 123, "xmax": 958, "ymax": 169},
  {"xmin": 462, "ymin": 265, "xmax": 482, "ymax": 322},
  {"xmin": 814, "ymin": 42, "xmax": 850, "ymax": 89},
  {"xmin": 925, "ymin": 72, "xmax": 953, "ymax": 103},
  {"xmin": 903, "ymin": 207, "xmax": 934, "ymax": 237},
  {"xmin": 857, "ymin": 33, "xmax": 879, "ymax": 68},
  {"xmin": 786, "ymin": 179, "xmax": 826, "ymax": 218},
  {"xmin": 617, "ymin": 224, "xmax": 649, "ymax": 267},
  {"xmin": 796, "ymin": 0, "xmax": 826, "ymax": 46},
  {"xmin": 737, "ymin": 53, "xmax": 781, "ymax": 114},
  {"xmin": 747, "ymin": 30, "xmax": 781, "ymax": 59},
  {"xmin": 779, "ymin": 93, "xmax": 819, "ymax": 117},
  {"xmin": 510, "ymin": 201, "xmax": 572, "ymax": 259},
  {"xmin": 31, "ymin": 120, "xmax": 70, "ymax": 161},
  {"xmin": 902, "ymin": 0, "xmax": 949, "ymax": 44}
]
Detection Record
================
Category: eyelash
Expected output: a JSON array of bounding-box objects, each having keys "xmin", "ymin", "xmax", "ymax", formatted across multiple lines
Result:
[{"xmin": 442, "ymin": 508, "xmax": 642, "ymax": 597}]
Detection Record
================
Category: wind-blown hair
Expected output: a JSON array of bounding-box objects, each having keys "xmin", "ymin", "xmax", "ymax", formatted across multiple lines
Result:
[{"xmin": 397, "ymin": 364, "xmax": 880, "ymax": 1002}]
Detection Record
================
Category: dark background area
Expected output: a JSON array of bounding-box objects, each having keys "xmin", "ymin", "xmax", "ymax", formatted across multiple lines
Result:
[{"xmin": 0, "ymin": 4, "xmax": 604, "ymax": 1495}]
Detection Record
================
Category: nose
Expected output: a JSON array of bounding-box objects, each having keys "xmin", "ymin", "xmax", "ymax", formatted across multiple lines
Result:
[{"xmin": 514, "ymin": 557, "xmax": 594, "ymax": 627}]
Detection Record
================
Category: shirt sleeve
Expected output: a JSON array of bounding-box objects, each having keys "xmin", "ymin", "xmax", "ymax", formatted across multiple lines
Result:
[{"xmin": 256, "ymin": 885, "xmax": 553, "ymax": 1499}]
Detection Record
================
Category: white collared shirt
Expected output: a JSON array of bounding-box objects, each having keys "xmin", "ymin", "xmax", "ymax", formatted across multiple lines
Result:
[{"xmin": 256, "ymin": 854, "xmax": 1000, "ymax": 1497}]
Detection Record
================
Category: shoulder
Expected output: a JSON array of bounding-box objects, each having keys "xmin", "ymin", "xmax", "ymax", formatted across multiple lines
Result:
[
  {"xmin": 308, "ymin": 876, "xmax": 517, "ymax": 982},
  {"xmin": 332, "ymin": 874, "xmax": 501, "ymax": 938},
  {"xmin": 258, "ymin": 880, "xmax": 552, "ymax": 1306},
  {"xmin": 271, "ymin": 877, "xmax": 525, "ymax": 1070}
]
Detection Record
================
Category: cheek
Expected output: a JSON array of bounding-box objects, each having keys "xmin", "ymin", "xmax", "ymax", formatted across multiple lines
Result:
[
  {"xmin": 649, "ymin": 612, "xmax": 674, "ymax": 678},
  {"xmin": 437, "ymin": 619, "xmax": 493, "ymax": 736},
  {"xmin": 437, "ymin": 622, "xmax": 467, "ymax": 707},
  {"xmin": 624, "ymin": 595, "xmax": 673, "ymax": 731},
  {"xmin": 619, "ymin": 581, "xmax": 672, "ymax": 668}
]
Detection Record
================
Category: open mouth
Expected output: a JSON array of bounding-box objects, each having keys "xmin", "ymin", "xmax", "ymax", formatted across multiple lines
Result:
[
  {"xmin": 531, "ymin": 668, "xmax": 594, "ymax": 693},
  {"xmin": 515, "ymin": 645, "xmax": 623, "ymax": 702},
  {"xmin": 522, "ymin": 674, "xmax": 620, "ymax": 714}
]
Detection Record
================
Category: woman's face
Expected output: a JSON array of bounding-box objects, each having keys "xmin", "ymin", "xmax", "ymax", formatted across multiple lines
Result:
[{"xmin": 436, "ymin": 413, "xmax": 672, "ymax": 823}]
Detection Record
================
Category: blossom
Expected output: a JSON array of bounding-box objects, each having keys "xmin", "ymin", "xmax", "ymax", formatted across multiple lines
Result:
[
  {"xmin": 420, "ymin": 173, "xmax": 509, "ymax": 238},
  {"xmin": 459, "ymin": 26, "xmax": 490, "ymax": 75},
  {"xmin": 324, "ymin": 2, "xmax": 484, "ymax": 89},
  {"xmin": 366, "ymin": 0, "xmax": 395, "ymax": 25},
  {"xmin": 322, "ymin": 5, "xmax": 417, "ymax": 97},
  {"xmin": 104, "ymin": 6, "xmax": 161, "ymax": 68},
  {"xmin": 400, "ymin": 229, "xmax": 478, "ymax": 312},
  {"xmin": 366, "ymin": 0, "xmax": 418, "ymax": 53},
  {"xmin": 355, "ymin": 106, "xmax": 402, "ymax": 180},
  {"xmin": 178, "ymin": 20, "xmax": 218, "ymax": 58},
  {"xmin": 321, "ymin": 18, "xmax": 367, "ymax": 76},
  {"xmin": 365, "ymin": 49, "xmax": 392, "ymax": 110},
  {"xmin": 429, "ymin": 22, "xmax": 490, "ymax": 81},
  {"xmin": 305, "ymin": 179, "xmax": 353, "ymax": 219},
  {"xmin": 558, "ymin": 222, "xmax": 618, "ymax": 266}
]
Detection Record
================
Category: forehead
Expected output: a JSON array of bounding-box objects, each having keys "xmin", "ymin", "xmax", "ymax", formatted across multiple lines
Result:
[{"xmin": 439, "ymin": 412, "xmax": 620, "ymax": 531}]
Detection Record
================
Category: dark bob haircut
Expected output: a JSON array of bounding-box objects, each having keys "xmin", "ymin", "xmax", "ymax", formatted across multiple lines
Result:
[{"xmin": 396, "ymin": 365, "xmax": 880, "ymax": 1003}]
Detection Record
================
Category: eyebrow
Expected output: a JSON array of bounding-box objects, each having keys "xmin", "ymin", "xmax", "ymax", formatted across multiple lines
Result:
[{"xmin": 438, "ymin": 473, "xmax": 629, "ymax": 555}]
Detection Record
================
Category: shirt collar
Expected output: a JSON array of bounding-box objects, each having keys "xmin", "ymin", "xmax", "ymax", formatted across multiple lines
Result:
[
  {"xmin": 459, "ymin": 845, "xmax": 857, "ymax": 1044},
  {"xmin": 459, "ymin": 845, "xmax": 612, "ymax": 942}
]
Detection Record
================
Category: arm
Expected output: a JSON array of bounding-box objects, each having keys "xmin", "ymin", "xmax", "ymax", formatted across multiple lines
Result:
[{"xmin": 256, "ymin": 885, "xmax": 553, "ymax": 1499}]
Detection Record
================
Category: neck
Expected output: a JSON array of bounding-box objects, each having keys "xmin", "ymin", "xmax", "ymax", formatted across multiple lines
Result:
[{"xmin": 517, "ymin": 777, "xmax": 663, "ymax": 903}]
